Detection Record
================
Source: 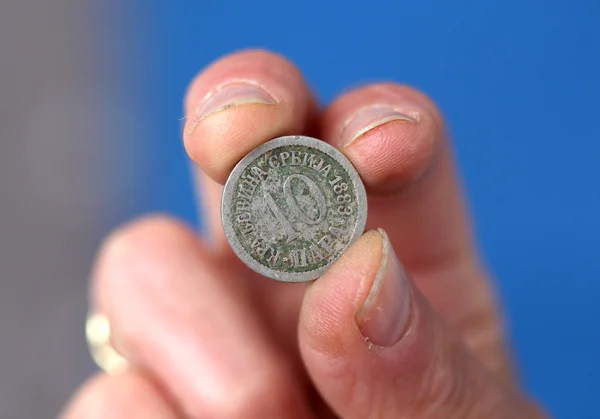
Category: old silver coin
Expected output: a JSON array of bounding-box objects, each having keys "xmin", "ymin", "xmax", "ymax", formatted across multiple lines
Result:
[{"xmin": 221, "ymin": 135, "xmax": 368, "ymax": 282}]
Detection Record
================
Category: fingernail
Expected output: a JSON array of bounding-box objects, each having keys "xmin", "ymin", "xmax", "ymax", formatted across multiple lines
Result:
[
  {"xmin": 342, "ymin": 105, "xmax": 418, "ymax": 147},
  {"xmin": 195, "ymin": 81, "xmax": 277, "ymax": 121},
  {"xmin": 355, "ymin": 228, "xmax": 411, "ymax": 347}
]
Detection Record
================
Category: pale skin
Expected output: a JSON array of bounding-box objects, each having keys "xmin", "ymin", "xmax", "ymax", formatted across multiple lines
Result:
[{"xmin": 62, "ymin": 49, "xmax": 547, "ymax": 418}]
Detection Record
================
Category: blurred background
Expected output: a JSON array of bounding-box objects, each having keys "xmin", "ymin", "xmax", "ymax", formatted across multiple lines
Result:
[{"xmin": 1, "ymin": 0, "xmax": 598, "ymax": 417}]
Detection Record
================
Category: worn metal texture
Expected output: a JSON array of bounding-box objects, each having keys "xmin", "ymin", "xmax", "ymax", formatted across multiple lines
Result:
[{"xmin": 222, "ymin": 135, "xmax": 367, "ymax": 282}]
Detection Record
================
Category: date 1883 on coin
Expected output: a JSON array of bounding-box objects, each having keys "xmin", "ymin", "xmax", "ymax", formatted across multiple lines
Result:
[{"xmin": 221, "ymin": 135, "xmax": 367, "ymax": 282}]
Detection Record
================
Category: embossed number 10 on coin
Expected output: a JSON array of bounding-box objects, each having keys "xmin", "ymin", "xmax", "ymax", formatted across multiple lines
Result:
[{"xmin": 221, "ymin": 135, "xmax": 368, "ymax": 282}]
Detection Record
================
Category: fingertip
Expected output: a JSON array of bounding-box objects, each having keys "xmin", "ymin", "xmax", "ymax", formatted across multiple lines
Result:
[
  {"xmin": 183, "ymin": 49, "xmax": 315, "ymax": 183},
  {"xmin": 298, "ymin": 229, "xmax": 419, "ymax": 417},
  {"xmin": 183, "ymin": 48, "xmax": 304, "ymax": 111},
  {"xmin": 321, "ymin": 83, "xmax": 445, "ymax": 194},
  {"xmin": 185, "ymin": 102, "xmax": 287, "ymax": 183},
  {"xmin": 299, "ymin": 229, "xmax": 384, "ymax": 360}
]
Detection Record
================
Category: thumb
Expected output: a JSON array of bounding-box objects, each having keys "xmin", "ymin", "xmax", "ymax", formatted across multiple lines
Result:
[{"xmin": 298, "ymin": 229, "xmax": 543, "ymax": 419}]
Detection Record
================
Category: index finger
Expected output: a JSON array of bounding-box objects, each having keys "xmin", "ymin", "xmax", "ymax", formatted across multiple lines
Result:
[
  {"xmin": 183, "ymin": 49, "xmax": 316, "ymax": 247},
  {"xmin": 183, "ymin": 49, "xmax": 316, "ymax": 183}
]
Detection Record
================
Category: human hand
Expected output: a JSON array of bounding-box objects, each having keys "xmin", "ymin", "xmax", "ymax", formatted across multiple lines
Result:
[{"xmin": 62, "ymin": 49, "xmax": 546, "ymax": 418}]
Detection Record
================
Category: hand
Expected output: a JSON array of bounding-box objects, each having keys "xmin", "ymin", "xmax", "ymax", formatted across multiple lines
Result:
[{"xmin": 62, "ymin": 50, "xmax": 546, "ymax": 419}]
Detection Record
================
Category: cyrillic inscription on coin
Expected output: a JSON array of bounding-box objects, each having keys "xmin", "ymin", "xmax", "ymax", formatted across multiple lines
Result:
[{"xmin": 221, "ymin": 135, "xmax": 367, "ymax": 282}]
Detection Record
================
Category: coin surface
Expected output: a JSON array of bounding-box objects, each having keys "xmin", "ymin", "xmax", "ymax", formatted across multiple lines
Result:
[{"xmin": 221, "ymin": 135, "xmax": 367, "ymax": 282}]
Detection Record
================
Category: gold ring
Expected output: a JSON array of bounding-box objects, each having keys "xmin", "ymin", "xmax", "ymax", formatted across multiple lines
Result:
[{"xmin": 86, "ymin": 312, "xmax": 129, "ymax": 375}]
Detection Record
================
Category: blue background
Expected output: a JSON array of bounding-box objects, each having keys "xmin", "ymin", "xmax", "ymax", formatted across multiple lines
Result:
[{"xmin": 119, "ymin": 1, "xmax": 600, "ymax": 417}]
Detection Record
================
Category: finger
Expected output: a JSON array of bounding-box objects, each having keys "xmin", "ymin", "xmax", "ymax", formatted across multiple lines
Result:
[
  {"xmin": 319, "ymin": 84, "xmax": 509, "ymax": 377},
  {"xmin": 320, "ymin": 83, "xmax": 471, "ymax": 269},
  {"xmin": 92, "ymin": 215, "xmax": 314, "ymax": 419},
  {"xmin": 183, "ymin": 49, "xmax": 316, "ymax": 246},
  {"xmin": 299, "ymin": 230, "xmax": 545, "ymax": 419},
  {"xmin": 60, "ymin": 370, "xmax": 180, "ymax": 419}
]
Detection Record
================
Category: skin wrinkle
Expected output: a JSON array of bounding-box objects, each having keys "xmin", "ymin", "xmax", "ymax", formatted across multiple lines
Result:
[
  {"xmin": 397, "ymin": 298, "xmax": 458, "ymax": 417},
  {"xmin": 409, "ymin": 256, "xmax": 511, "ymax": 381}
]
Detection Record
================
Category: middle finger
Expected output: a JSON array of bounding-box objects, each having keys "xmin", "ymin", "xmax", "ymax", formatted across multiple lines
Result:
[{"xmin": 318, "ymin": 83, "xmax": 510, "ymax": 379}]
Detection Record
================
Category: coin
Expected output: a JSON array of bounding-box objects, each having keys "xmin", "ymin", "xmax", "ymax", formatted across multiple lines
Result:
[{"xmin": 221, "ymin": 135, "xmax": 367, "ymax": 282}]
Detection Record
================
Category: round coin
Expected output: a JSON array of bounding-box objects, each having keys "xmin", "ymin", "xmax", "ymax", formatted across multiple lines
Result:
[{"xmin": 221, "ymin": 135, "xmax": 367, "ymax": 282}]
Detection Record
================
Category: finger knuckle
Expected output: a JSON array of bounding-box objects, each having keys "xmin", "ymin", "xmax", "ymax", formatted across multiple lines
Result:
[
  {"xmin": 92, "ymin": 214, "xmax": 195, "ymax": 339},
  {"xmin": 95, "ymin": 214, "xmax": 190, "ymax": 288}
]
